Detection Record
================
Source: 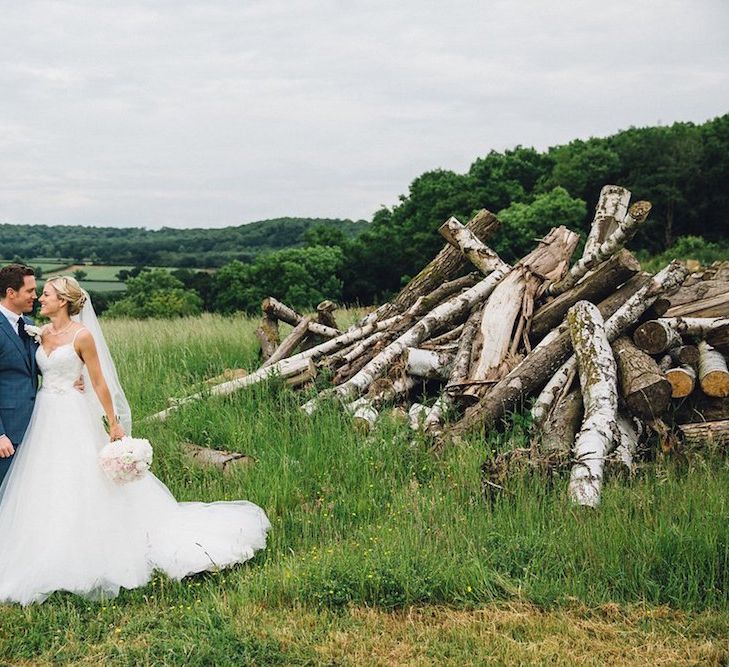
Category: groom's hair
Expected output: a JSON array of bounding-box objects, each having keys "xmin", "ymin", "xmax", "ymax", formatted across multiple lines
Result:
[{"xmin": 0, "ymin": 264, "xmax": 35, "ymax": 298}]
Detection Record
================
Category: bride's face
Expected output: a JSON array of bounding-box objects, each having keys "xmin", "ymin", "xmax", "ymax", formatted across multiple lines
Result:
[{"xmin": 39, "ymin": 283, "xmax": 67, "ymax": 316}]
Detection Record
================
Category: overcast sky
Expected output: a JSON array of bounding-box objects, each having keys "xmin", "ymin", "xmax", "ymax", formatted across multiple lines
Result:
[{"xmin": 1, "ymin": 1, "xmax": 727, "ymax": 229}]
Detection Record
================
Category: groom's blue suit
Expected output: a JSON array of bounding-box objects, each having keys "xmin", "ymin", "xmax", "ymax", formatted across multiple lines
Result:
[{"xmin": 0, "ymin": 314, "xmax": 39, "ymax": 486}]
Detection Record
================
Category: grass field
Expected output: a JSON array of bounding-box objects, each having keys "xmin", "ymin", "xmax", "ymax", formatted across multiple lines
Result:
[{"xmin": 1, "ymin": 312, "xmax": 728, "ymax": 665}]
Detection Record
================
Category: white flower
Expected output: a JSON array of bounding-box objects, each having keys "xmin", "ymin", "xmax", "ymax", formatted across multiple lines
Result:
[{"xmin": 25, "ymin": 324, "xmax": 43, "ymax": 344}]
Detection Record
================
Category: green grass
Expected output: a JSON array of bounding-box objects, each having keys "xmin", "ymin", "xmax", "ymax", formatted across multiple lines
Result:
[{"xmin": 1, "ymin": 311, "xmax": 728, "ymax": 665}]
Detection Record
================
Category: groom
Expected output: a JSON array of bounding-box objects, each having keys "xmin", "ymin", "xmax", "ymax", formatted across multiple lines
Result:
[{"xmin": 0, "ymin": 264, "xmax": 40, "ymax": 487}]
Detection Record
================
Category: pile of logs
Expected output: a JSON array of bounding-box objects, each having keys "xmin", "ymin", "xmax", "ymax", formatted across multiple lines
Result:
[{"xmin": 152, "ymin": 185, "xmax": 729, "ymax": 508}]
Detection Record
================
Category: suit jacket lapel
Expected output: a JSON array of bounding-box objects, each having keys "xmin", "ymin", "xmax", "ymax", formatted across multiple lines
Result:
[{"xmin": 0, "ymin": 314, "xmax": 31, "ymax": 371}]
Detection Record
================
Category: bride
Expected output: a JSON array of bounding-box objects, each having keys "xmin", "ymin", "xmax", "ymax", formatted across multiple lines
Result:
[{"xmin": 0, "ymin": 276, "xmax": 270, "ymax": 606}]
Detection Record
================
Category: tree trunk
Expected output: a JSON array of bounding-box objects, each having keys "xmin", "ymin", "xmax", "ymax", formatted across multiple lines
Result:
[
  {"xmin": 612, "ymin": 336, "xmax": 672, "ymax": 418},
  {"xmin": 530, "ymin": 249, "xmax": 640, "ymax": 343},
  {"xmin": 404, "ymin": 347, "xmax": 455, "ymax": 380},
  {"xmin": 611, "ymin": 412, "xmax": 642, "ymax": 473},
  {"xmin": 665, "ymin": 365, "xmax": 697, "ymax": 398},
  {"xmin": 632, "ymin": 319, "xmax": 683, "ymax": 355},
  {"xmin": 255, "ymin": 315, "xmax": 280, "ymax": 361},
  {"xmin": 438, "ymin": 216, "xmax": 510, "ymax": 275},
  {"xmin": 262, "ymin": 316, "xmax": 313, "ymax": 368},
  {"xmin": 463, "ymin": 226, "xmax": 579, "ymax": 400},
  {"xmin": 707, "ymin": 323, "xmax": 729, "ymax": 355},
  {"xmin": 698, "ymin": 341, "xmax": 729, "ymax": 397},
  {"xmin": 538, "ymin": 388, "xmax": 583, "ymax": 455},
  {"xmin": 362, "ymin": 209, "xmax": 500, "ymax": 324},
  {"xmin": 678, "ymin": 420, "xmax": 729, "ymax": 450},
  {"xmin": 568, "ymin": 301, "xmax": 619, "ymax": 508},
  {"xmin": 302, "ymin": 264, "xmax": 511, "ymax": 413},
  {"xmin": 548, "ymin": 201, "xmax": 651, "ymax": 297},
  {"xmin": 446, "ymin": 262, "xmax": 687, "ymax": 438},
  {"xmin": 262, "ymin": 296, "xmax": 340, "ymax": 338},
  {"xmin": 652, "ymin": 280, "xmax": 729, "ymax": 318},
  {"xmin": 582, "ymin": 185, "xmax": 632, "ymax": 257}
]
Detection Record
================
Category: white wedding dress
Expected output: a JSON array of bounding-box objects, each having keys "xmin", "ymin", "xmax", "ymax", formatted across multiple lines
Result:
[{"xmin": 0, "ymin": 338, "xmax": 270, "ymax": 606}]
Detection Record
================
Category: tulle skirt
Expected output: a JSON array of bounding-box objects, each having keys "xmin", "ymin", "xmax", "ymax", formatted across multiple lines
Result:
[{"xmin": 0, "ymin": 388, "xmax": 270, "ymax": 606}]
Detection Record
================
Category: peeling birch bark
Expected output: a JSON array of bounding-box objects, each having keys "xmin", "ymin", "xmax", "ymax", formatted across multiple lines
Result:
[
  {"xmin": 438, "ymin": 216, "xmax": 510, "ymax": 275},
  {"xmin": 404, "ymin": 347, "xmax": 455, "ymax": 380},
  {"xmin": 651, "ymin": 317, "xmax": 729, "ymax": 337},
  {"xmin": 582, "ymin": 185, "xmax": 632, "ymax": 258},
  {"xmin": 568, "ymin": 301, "xmax": 618, "ymax": 508},
  {"xmin": 612, "ymin": 412, "xmax": 642, "ymax": 472},
  {"xmin": 446, "ymin": 305, "xmax": 483, "ymax": 393},
  {"xmin": 447, "ymin": 262, "xmax": 687, "ymax": 438},
  {"xmin": 463, "ymin": 226, "xmax": 579, "ymax": 400},
  {"xmin": 549, "ymin": 201, "xmax": 651, "ymax": 297},
  {"xmin": 360, "ymin": 209, "xmax": 500, "ymax": 325},
  {"xmin": 698, "ymin": 341, "xmax": 729, "ymax": 397},
  {"xmin": 530, "ymin": 362, "xmax": 577, "ymax": 429}
]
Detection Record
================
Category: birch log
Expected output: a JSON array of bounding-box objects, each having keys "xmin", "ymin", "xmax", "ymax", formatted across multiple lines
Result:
[
  {"xmin": 651, "ymin": 317, "xmax": 729, "ymax": 337},
  {"xmin": 462, "ymin": 226, "xmax": 579, "ymax": 400},
  {"xmin": 568, "ymin": 301, "xmax": 619, "ymax": 508},
  {"xmin": 361, "ymin": 209, "xmax": 500, "ymax": 324},
  {"xmin": 447, "ymin": 262, "xmax": 687, "ymax": 438},
  {"xmin": 262, "ymin": 297, "xmax": 340, "ymax": 338},
  {"xmin": 530, "ymin": 362, "xmax": 577, "ymax": 429},
  {"xmin": 612, "ymin": 336, "xmax": 672, "ymax": 418},
  {"xmin": 669, "ymin": 345, "xmax": 700, "ymax": 367},
  {"xmin": 150, "ymin": 357, "xmax": 316, "ymax": 421},
  {"xmin": 582, "ymin": 185, "xmax": 632, "ymax": 258},
  {"xmin": 404, "ymin": 347, "xmax": 455, "ymax": 380},
  {"xmin": 538, "ymin": 389, "xmax": 583, "ymax": 456},
  {"xmin": 653, "ymin": 280, "xmax": 729, "ymax": 318},
  {"xmin": 438, "ymin": 216, "xmax": 510, "ymax": 275},
  {"xmin": 678, "ymin": 420, "xmax": 729, "ymax": 450},
  {"xmin": 530, "ymin": 249, "xmax": 640, "ymax": 343},
  {"xmin": 612, "ymin": 412, "xmax": 642, "ymax": 473},
  {"xmin": 698, "ymin": 341, "xmax": 729, "ymax": 397},
  {"xmin": 548, "ymin": 201, "xmax": 651, "ymax": 297},
  {"xmin": 302, "ymin": 265, "xmax": 511, "ymax": 413},
  {"xmin": 316, "ymin": 300, "xmax": 339, "ymax": 330},
  {"xmin": 262, "ymin": 316, "xmax": 312, "ymax": 368}
]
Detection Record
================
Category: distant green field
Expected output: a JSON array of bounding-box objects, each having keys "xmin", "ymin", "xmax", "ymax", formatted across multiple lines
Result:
[{"xmin": 56, "ymin": 264, "xmax": 135, "ymax": 281}]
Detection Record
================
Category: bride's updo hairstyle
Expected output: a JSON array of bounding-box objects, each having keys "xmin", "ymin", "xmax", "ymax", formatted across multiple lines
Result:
[{"xmin": 45, "ymin": 276, "xmax": 87, "ymax": 316}]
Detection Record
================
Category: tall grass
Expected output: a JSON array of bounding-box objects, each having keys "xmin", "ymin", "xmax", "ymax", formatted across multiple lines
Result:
[{"xmin": 1, "ymin": 311, "xmax": 727, "ymax": 664}]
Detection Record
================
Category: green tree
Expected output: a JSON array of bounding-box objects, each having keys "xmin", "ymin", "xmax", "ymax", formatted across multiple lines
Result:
[
  {"xmin": 73, "ymin": 269, "xmax": 88, "ymax": 281},
  {"xmin": 105, "ymin": 269, "xmax": 202, "ymax": 318}
]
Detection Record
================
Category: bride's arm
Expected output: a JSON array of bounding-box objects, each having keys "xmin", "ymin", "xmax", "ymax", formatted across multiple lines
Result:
[{"xmin": 75, "ymin": 329, "xmax": 125, "ymax": 441}]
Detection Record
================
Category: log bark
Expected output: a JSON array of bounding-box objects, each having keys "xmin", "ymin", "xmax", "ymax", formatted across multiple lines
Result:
[
  {"xmin": 650, "ymin": 317, "xmax": 729, "ymax": 337},
  {"xmin": 255, "ymin": 315, "xmax": 280, "ymax": 361},
  {"xmin": 669, "ymin": 345, "xmax": 700, "ymax": 367},
  {"xmin": 530, "ymin": 362, "xmax": 577, "ymax": 429},
  {"xmin": 678, "ymin": 420, "xmax": 729, "ymax": 450},
  {"xmin": 632, "ymin": 319, "xmax": 683, "ymax": 355},
  {"xmin": 665, "ymin": 365, "xmax": 696, "ymax": 398},
  {"xmin": 404, "ymin": 347, "xmax": 455, "ymax": 380},
  {"xmin": 568, "ymin": 301, "xmax": 619, "ymax": 507},
  {"xmin": 612, "ymin": 336, "xmax": 672, "ymax": 418},
  {"xmin": 707, "ymin": 323, "xmax": 729, "ymax": 355},
  {"xmin": 538, "ymin": 389, "xmax": 583, "ymax": 455},
  {"xmin": 362, "ymin": 209, "xmax": 500, "ymax": 324},
  {"xmin": 446, "ymin": 305, "xmax": 483, "ymax": 394},
  {"xmin": 548, "ymin": 201, "xmax": 651, "ymax": 297},
  {"xmin": 582, "ymin": 185, "xmax": 632, "ymax": 258},
  {"xmin": 302, "ymin": 264, "xmax": 511, "ymax": 413},
  {"xmin": 674, "ymin": 394, "xmax": 729, "ymax": 424},
  {"xmin": 150, "ymin": 357, "xmax": 317, "ymax": 421},
  {"xmin": 262, "ymin": 316, "xmax": 312, "ymax": 368},
  {"xmin": 438, "ymin": 216, "xmax": 510, "ymax": 275},
  {"xmin": 447, "ymin": 262, "xmax": 688, "ymax": 438},
  {"xmin": 262, "ymin": 297, "xmax": 340, "ymax": 338},
  {"xmin": 316, "ymin": 300, "xmax": 339, "ymax": 330},
  {"xmin": 698, "ymin": 341, "xmax": 729, "ymax": 397},
  {"xmin": 421, "ymin": 323, "xmax": 465, "ymax": 349},
  {"xmin": 182, "ymin": 444, "xmax": 254, "ymax": 474},
  {"xmin": 463, "ymin": 226, "xmax": 579, "ymax": 399},
  {"xmin": 653, "ymin": 280, "xmax": 729, "ymax": 318},
  {"xmin": 530, "ymin": 249, "xmax": 640, "ymax": 343},
  {"xmin": 612, "ymin": 412, "xmax": 642, "ymax": 473}
]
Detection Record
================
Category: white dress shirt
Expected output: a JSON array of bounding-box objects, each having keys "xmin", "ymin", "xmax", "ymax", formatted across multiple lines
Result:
[{"xmin": 0, "ymin": 303, "xmax": 22, "ymax": 336}]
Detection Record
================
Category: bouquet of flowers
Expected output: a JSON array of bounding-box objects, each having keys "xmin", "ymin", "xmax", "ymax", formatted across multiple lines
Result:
[{"xmin": 98, "ymin": 437, "xmax": 153, "ymax": 484}]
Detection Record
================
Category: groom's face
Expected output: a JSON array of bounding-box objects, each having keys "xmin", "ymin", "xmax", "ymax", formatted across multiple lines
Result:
[{"xmin": 6, "ymin": 276, "xmax": 37, "ymax": 314}]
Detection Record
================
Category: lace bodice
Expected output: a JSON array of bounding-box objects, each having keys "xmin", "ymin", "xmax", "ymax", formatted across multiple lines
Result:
[{"xmin": 37, "ymin": 344, "xmax": 84, "ymax": 394}]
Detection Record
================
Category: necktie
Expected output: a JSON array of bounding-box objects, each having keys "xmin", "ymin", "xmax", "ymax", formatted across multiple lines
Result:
[{"xmin": 17, "ymin": 318, "xmax": 29, "ymax": 341}]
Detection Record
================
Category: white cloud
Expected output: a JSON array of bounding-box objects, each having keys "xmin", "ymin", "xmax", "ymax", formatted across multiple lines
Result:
[{"xmin": 0, "ymin": 0, "xmax": 727, "ymax": 228}]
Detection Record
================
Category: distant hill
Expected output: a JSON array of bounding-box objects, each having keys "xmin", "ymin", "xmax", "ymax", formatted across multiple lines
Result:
[{"xmin": 0, "ymin": 217, "xmax": 369, "ymax": 268}]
